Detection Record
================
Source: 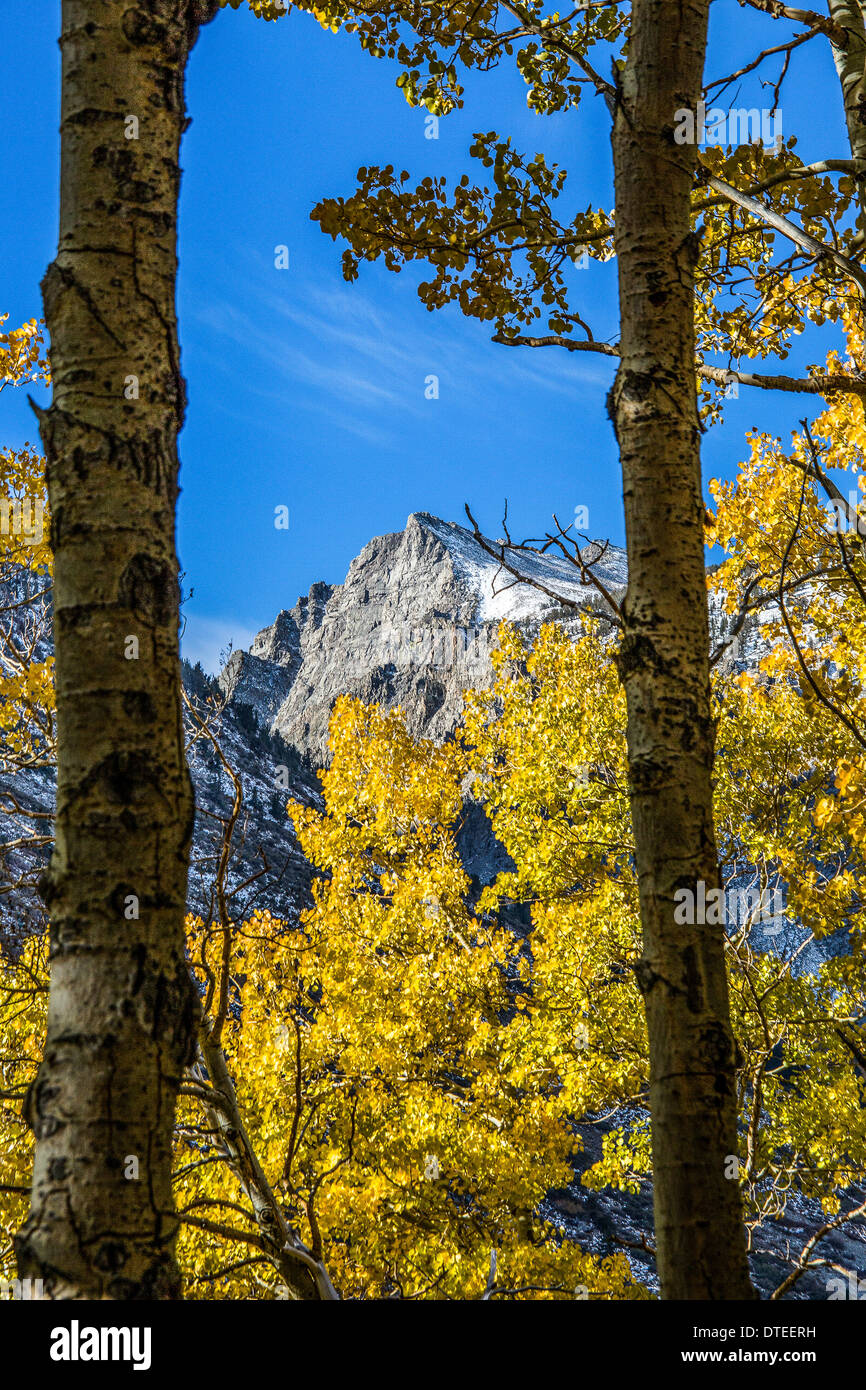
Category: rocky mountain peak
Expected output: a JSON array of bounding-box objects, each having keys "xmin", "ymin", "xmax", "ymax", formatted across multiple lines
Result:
[{"xmin": 221, "ymin": 512, "xmax": 628, "ymax": 760}]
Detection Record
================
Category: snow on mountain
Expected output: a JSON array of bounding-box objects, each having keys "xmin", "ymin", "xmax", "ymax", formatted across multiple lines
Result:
[
  {"xmin": 222, "ymin": 511, "xmax": 628, "ymax": 760},
  {"xmin": 413, "ymin": 512, "xmax": 628, "ymax": 623}
]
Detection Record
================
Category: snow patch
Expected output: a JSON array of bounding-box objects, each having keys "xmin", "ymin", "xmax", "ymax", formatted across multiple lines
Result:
[{"xmin": 408, "ymin": 512, "xmax": 627, "ymax": 624}]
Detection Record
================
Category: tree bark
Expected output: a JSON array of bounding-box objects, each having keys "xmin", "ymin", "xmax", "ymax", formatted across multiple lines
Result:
[
  {"xmin": 610, "ymin": 0, "xmax": 755, "ymax": 1299},
  {"xmin": 196, "ymin": 1036, "xmax": 328, "ymax": 1300},
  {"xmin": 828, "ymin": 1, "xmax": 866, "ymax": 245},
  {"xmin": 16, "ymin": 0, "xmax": 218, "ymax": 1299}
]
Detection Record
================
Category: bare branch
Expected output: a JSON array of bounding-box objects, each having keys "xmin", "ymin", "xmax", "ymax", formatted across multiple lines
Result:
[
  {"xmin": 463, "ymin": 503, "xmax": 623, "ymax": 626},
  {"xmin": 492, "ymin": 332, "xmax": 866, "ymax": 399}
]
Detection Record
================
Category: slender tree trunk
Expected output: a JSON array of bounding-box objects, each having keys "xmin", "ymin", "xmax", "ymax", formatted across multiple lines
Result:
[
  {"xmin": 610, "ymin": 0, "xmax": 755, "ymax": 1299},
  {"xmin": 16, "ymin": 0, "xmax": 218, "ymax": 1299},
  {"xmin": 828, "ymin": 1, "xmax": 866, "ymax": 245},
  {"xmin": 197, "ymin": 1036, "xmax": 327, "ymax": 1300}
]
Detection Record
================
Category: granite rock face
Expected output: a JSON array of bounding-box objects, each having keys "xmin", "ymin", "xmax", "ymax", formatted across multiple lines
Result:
[
  {"xmin": 222, "ymin": 512, "xmax": 628, "ymax": 760},
  {"xmin": 4, "ymin": 514, "xmax": 625, "ymax": 941}
]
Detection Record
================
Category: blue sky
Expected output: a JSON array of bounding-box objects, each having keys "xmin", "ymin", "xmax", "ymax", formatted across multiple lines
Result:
[{"xmin": 0, "ymin": 1, "xmax": 850, "ymax": 670}]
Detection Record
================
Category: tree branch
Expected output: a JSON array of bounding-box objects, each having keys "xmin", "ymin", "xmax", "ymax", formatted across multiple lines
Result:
[{"xmin": 492, "ymin": 331, "xmax": 866, "ymax": 398}]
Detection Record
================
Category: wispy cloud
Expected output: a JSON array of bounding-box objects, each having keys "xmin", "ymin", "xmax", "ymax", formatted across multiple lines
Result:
[{"xmin": 186, "ymin": 257, "xmax": 607, "ymax": 452}]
